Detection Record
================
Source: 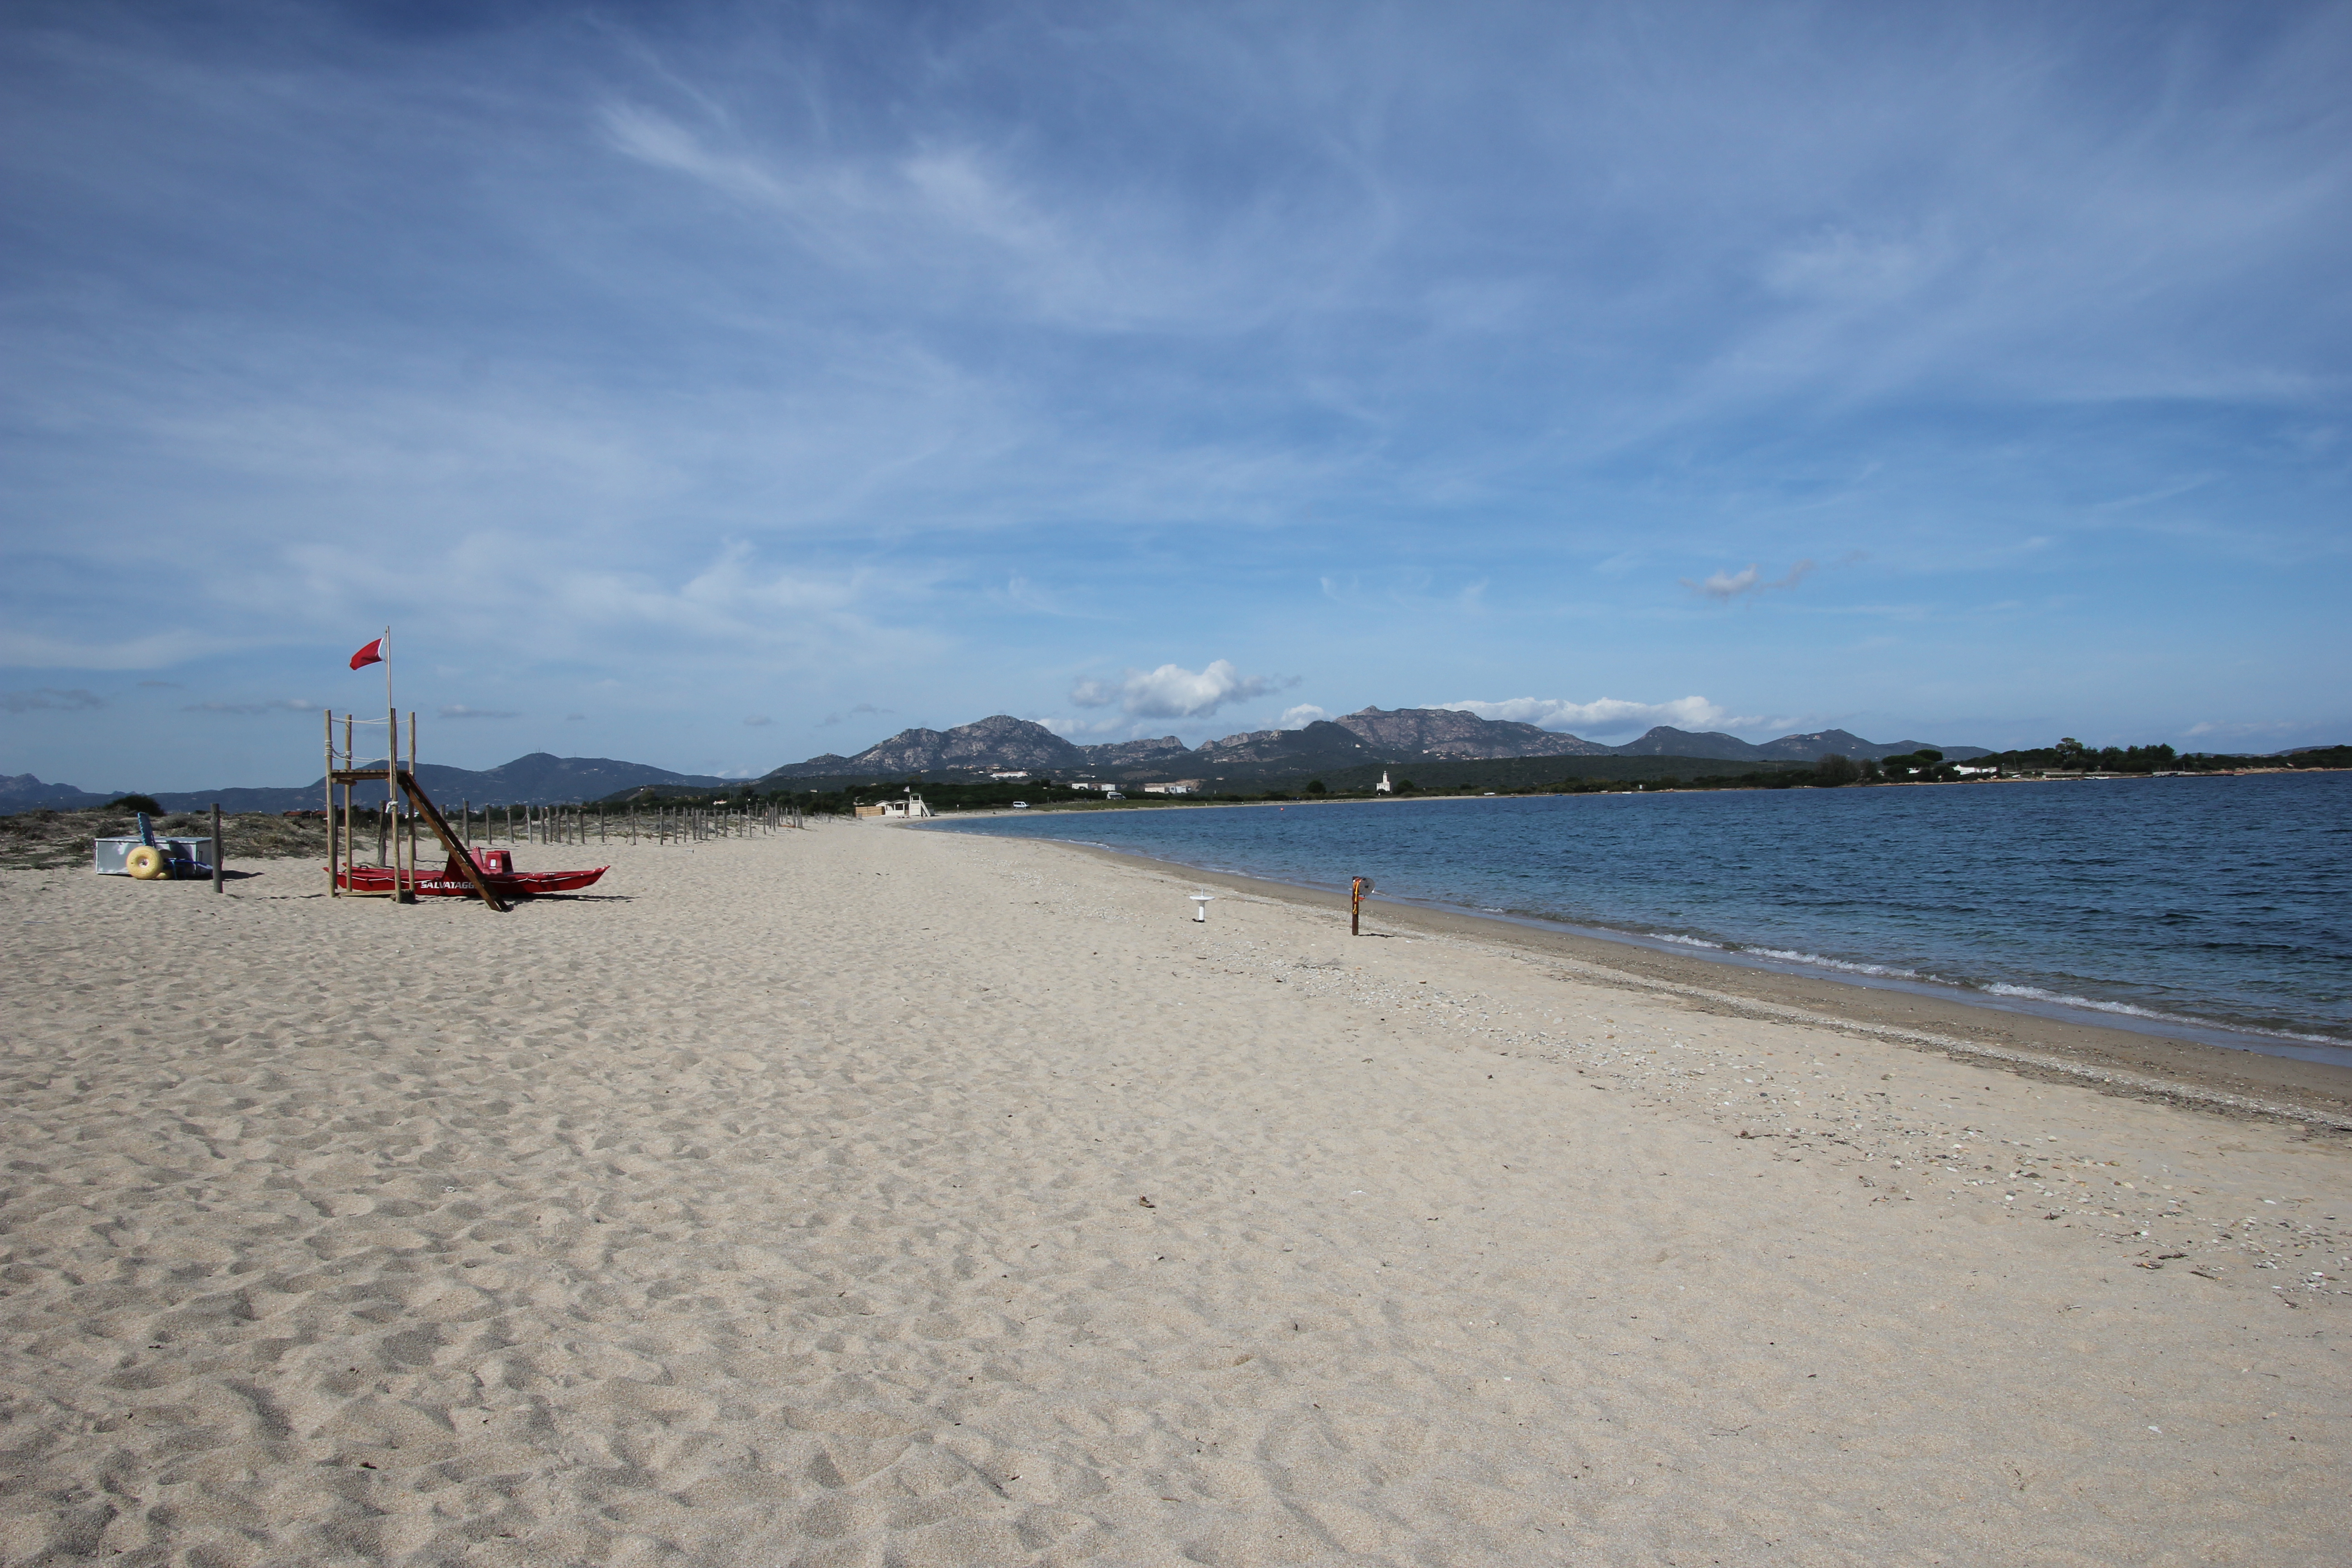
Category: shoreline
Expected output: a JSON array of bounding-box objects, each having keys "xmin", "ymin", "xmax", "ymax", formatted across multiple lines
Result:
[
  {"xmin": 1014, "ymin": 833, "xmax": 2352, "ymax": 1128},
  {"xmin": 925, "ymin": 779, "xmax": 2352, "ymax": 1076}
]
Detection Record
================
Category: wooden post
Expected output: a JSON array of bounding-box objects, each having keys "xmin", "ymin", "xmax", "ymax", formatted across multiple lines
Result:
[
  {"xmin": 402, "ymin": 710, "xmax": 418, "ymax": 901},
  {"xmin": 385, "ymin": 706, "xmax": 397, "ymax": 874},
  {"xmin": 324, "ymin": 710, "xmax": 336, "ymax": 897},
  {"xmin": 343, "ymin": 712, "xmax": 355, "ymax": 890},
  {"xmin": 1351, "ymin": 876, "xmax": 1371, "ymax": 936},
  {"xmin": 211, "ymin": 802, "xmax": 222, "ymax": 894}
]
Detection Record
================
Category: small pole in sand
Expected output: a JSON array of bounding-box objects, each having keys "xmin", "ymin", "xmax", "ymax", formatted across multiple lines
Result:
[
  {"xmin": 385, "ymin": 704, "xmax": 397, "ymax": 875},
  {"xmin": 1190, "ymin": 894, "xmax": 1213, "ymax": 922},
  {"xmin": 342, "ymin": 712, "xmax": 356, "ymax": 891},
  {"xmin": 324, "ymin": 710, "xmax": 336, "ymax": 897},
  {"xmin": 211, "ymin": 802, "xmax": 223, "ymax": 894},
  {"xmin": 1351, "ymin": 876, "xmax": 1372, "ymax": 936},
  {"xmin": 400, "ymin": 710, "xmax": 417, "ymax": 902}
]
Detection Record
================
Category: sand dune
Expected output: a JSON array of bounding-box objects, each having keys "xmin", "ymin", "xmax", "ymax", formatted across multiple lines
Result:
[{"xmin": 1, "ymin": 821, "xmax": 2343, "ymax": 1565}]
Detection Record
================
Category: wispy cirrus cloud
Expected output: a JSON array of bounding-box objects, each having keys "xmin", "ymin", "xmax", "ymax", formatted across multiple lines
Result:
[
  {"xmin": 184, "ymin": 697, "xmax": 317, "ymax": 715},
  {"xmin": 3, "ymin": 5, "xmax": 2345, "ymax": 790},
  {"xmin": 438, "ymin": 704, "xmax": 520, "ymax": 720},
  {"xmin": 2, "ymin": 687, "xmax": 105, "ymax": 714}
]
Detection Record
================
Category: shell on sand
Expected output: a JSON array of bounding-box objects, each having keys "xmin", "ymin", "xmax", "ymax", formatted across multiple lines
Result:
[{"xmin": 0, "ymin": 823, "xmax": 2343, "ymax": 1564}]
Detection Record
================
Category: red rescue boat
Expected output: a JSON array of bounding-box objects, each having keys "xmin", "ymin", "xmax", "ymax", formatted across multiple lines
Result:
[{"xmin": 333, "ymin": 847, "xmax": 608, "ymax": 898}]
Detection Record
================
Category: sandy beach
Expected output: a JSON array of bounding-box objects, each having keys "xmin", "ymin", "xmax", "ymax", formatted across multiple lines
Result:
[{"xmin": 2, "ymin": 820, "xmax": 2345, "ymax": 1566}]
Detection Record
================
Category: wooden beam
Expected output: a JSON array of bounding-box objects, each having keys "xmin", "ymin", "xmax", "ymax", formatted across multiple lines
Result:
[{"xmin": 395, "ymin": 769, "xmax": 508, "ymax": 912}]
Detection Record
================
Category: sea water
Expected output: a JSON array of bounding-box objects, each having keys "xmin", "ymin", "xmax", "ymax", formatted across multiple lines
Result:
[{"xmin": 936, "ymin": 774, "xmax": 2352, "ymax": 1063}]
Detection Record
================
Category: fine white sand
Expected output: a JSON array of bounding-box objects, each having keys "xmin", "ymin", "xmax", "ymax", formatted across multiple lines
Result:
[{"xmin": 1, "ymin": 820, "xmax": 2344, "ymax": 1566}]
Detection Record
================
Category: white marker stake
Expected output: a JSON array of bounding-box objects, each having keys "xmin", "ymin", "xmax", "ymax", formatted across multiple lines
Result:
[{"xmin": 1190, "ymin": 895, "xmax": 1214, "ymax": 922}]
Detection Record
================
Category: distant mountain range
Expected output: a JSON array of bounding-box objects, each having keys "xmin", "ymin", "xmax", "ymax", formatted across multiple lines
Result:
[
  {"xmin": 49, "ymin": 706, "xmax": 2346, "ymax": 814},
  {"xmin": 0, "ymin": 754, "xmax": 735, "ymax": 815},
  {"xmin": 758, "ymin": 707, "xmax": 1993, "ymax": 787}
]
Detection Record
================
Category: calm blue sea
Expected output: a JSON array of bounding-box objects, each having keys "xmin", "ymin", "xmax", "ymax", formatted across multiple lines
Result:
[{"xmin": 936, "ymin": 774, "xmax": 2352, "ymax": 1063}]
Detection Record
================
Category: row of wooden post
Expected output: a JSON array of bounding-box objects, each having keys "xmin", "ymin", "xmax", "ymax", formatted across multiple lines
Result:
[
  {"xmin": 435, "ymin": 801, "xmax": 812, "ymax": 847},
  {"xmin": 319, "ymin": 706, "xmax": 820, "ymax": 904}
]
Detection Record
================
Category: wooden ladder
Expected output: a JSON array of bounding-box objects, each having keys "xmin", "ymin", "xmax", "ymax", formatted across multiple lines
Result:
[{"xmin": 400, "ymin": 770, "xmax": 506, "ymax": 911}]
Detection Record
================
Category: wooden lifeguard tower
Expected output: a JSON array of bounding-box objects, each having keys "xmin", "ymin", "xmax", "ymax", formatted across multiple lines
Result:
[{"xmin": 323, "ymin": 708, "xmax": 506, "ymax": 911}]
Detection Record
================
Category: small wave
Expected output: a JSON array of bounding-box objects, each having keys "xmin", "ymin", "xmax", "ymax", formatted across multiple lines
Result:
[
  {"xmin": 1742, "ymin": 946, "xmax": 1926, "ymax": 980},
  {"xmin": 1981, "ymin": 984, "xmax": 2347, "ymax": 1046},
  {"xmin": 1646, "ymin": 932, "xmax": 1725, "ymax": 949}
]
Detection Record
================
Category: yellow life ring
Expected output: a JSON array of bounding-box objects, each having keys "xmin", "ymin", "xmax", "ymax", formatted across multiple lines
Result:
[{"xmin": 125, "ymin": 845, "xmax": 170, "ymax": 880}]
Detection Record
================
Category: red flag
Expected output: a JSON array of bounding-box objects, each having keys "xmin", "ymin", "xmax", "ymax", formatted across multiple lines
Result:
[{"xmin": 349, "ymin": 638, "xmax": 384, "ymax": 671}]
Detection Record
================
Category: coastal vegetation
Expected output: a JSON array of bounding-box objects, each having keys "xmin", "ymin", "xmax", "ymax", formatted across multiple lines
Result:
[{"xmin": 0, "ymin": 807, "xmax": 326, "ymax": 871}]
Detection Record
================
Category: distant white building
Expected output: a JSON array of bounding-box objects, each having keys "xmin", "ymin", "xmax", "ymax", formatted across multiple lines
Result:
[
  {"xmin": 855, "ymin": 791, "xmax": 934, "ymax": 819},
  {"xmin": 987, "ymin": 770, "xmax": 1030, "ymax": 780},
  {"xmin": 1375, "ymin": 771, "xmax": 1393, "ymax": 794},
  {"xmin": 1142, "ymin": 780, "xmax": 1202, "ymax": 795}
]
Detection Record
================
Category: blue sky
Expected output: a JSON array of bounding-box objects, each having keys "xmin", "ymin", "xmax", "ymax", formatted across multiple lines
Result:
[{"xmin": 4, "ymin": 0, "xmax": 2347, "ymax": 790}]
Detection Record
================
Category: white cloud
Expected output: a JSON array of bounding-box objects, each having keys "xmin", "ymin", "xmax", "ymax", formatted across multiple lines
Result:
[
  {"xmin": 438, "ymin": 704, "xmax": 520, "ymax": 720},
  {"xmin": 743, "ymin": 715, "xmax": 773, "ymax": 727},
  {"xmin": 1440, "ymin": 696, "xmax": 1759, "ymax": 737},
  {"xmin": 1683, "ymin": 560, "xmax": 1817, "ymax": 601},
  {"xmin": 1069, "ymin": 660, "xmax": 1291, "ymax": 720},
  {"xmin": 1693, "ymin": 565, "xmax": 1759, "ymax": 599},
  {"xmin": 1278, "ymin": 704, "xmax": 1328, "ymax": 729}
]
